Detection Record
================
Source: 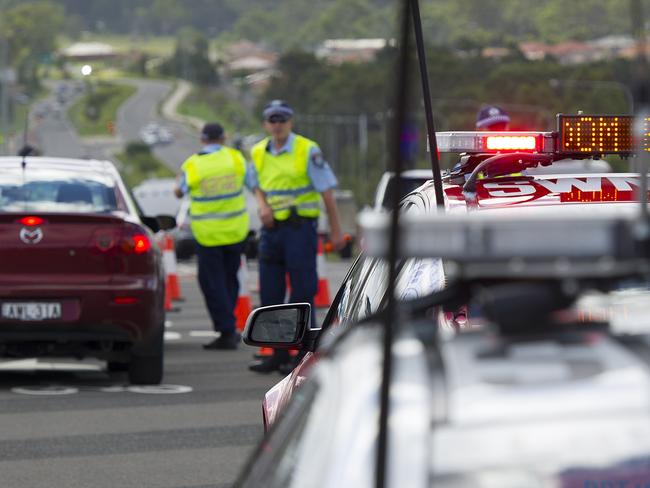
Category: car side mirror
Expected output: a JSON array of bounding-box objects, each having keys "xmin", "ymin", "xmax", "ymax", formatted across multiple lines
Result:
[
  {"xmin": 243, "ymin": 303, "xmax": 311, "ymax": 348},
  {"xmin": 156, "ymin": 215, "xmax": 177, "ymax": 231},
  {"xmin": 141, "ymin": 215, "xmax": 176, "ymax": 233},
  {"xmin": 141, "ymin": 216, "xmax": 160, "ymax": 233}
]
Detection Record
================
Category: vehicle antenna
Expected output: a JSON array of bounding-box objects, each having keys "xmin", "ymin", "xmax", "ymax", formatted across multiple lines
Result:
[
  {"xmin": 19, "ymin": 106, "xmax": 30, "ymax": 170},
  {"xmin": 376, "ymin": 0, "xmax": 412, "ymax": 487},
  {"xmin": 411, "ymin": 0, "xmax": 444, "ymax": 207}
]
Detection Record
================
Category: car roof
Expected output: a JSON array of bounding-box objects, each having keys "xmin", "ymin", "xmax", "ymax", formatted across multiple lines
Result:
[{"xmin": 0, "ymin": 156, "xmax": 118, "ymax": 175}]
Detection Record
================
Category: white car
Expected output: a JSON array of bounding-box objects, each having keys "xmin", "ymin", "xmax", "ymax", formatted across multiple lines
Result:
[
  {"xmin": 373, "ymin": 169, "xmax": 432, "ymax": 210},
  {"xmin": 139, "ymin": 123, "xmax": 173, "ymax": 146}
]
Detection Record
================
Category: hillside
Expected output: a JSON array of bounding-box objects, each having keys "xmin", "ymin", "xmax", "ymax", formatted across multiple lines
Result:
[{"xmin": 0, "ymin": 0, "xmax": 643, "ymax": 48}]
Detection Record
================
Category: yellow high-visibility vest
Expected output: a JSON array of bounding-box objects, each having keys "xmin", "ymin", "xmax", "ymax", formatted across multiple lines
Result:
[
  {"xmin": 251, "ymin": 135, "xmax": 320, "ymax": 221},
  {"xmin": 182, "ymin": 147, "xmax": 249, "ymax": 246}
]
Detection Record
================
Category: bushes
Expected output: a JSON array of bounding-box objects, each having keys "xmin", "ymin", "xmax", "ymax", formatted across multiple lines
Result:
[
  {"xmin": 115, "ymin": 142, "xmax": 174, "ymax": 188},
  {"xmin": 68, "ymin": 82, "xmax": 136, "ymax": 136}
]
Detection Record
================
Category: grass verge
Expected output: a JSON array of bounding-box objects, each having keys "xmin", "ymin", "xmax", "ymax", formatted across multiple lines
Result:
[
  {"xmin": 177, "ymin": 86, "xmax": 258, "ymax": 135},
  {"xmin": 114, "ymin": 141, "xmax": 175, "ymax": 189},
  {"xmin": 68, "ymin": 81, "xmax": 136, "ymax": 137}
]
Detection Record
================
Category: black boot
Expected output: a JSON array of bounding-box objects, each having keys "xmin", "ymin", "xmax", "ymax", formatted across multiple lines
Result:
[{"xmin": 203, "ymin": 331, "xmax": 241, "ymax": 350}]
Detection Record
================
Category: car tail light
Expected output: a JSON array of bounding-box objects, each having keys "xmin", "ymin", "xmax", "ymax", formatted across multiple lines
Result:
[
  {"xmin": 122, "ymin": 233, "xmax": 152, "ymax": 254},
  {"xmin": 91, "ymin": 227, "xmax": 152, "ymax": 255},
  {"xmin": 19, "ymin": 216, "xmax": 44, "ymax": 226}
]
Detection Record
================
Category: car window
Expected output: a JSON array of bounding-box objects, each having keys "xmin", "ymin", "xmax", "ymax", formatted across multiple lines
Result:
[
  {"xmin": 320, "ymin": 253, "xmax": 375, "ymax": 331},
  {"xmin": 395, "ymin": 258, "xmax": 445, "ymax": 301},
  {"xmin": 380, "ymin": 176, "xmax": 430, "ymax": 208},
  {"xmin": 351, "ymin": 258, "xmax": 390, "ymax": 322},
  {"xmin": 0, "ymin": 168, "xmax": 126, "ymax": 214},
  {"xmin": 326, "ymin": 201, "xmax": 437, "ymax": 327}
]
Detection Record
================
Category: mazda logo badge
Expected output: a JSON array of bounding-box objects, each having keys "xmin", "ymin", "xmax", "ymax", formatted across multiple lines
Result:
[{"xmin": 19, "ymin": 227, "xmax": 43, "ymax": 244}]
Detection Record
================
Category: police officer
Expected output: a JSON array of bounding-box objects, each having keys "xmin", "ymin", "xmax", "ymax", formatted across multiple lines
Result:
[
  {"xmin": 453, "ymin": 106, "xmax": 512, "ymax": 175},
  {"xmin": 174, "ymin": 123, "xmax": 249, "ymax": 350},
  {"xmin": 476, "ymin": 105, "xmax": 510, "ymax": 131},
  {"xmin": 248, "ymin": 100, "xmax": 344, "ymax": 373}
]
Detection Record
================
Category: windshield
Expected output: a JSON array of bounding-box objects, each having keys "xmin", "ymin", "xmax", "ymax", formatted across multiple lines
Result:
[{"xmin": 0, "ymin": 168, "xmax": 125, "ymax": 214}]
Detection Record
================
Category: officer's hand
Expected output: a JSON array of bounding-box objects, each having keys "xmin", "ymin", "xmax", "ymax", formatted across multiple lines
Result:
[
  {"xmin": 329, "ymin": 231, "xmax": 346, "ymax": 252},
  {"xmin": 259, "ymin": 204, "xmax": 275, "ymax": 228}
]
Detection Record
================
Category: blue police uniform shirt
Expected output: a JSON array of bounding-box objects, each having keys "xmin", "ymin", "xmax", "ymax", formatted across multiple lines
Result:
[
  {"xmin": 179, "ymin": 143, "xmax": 254, "ymax": 194},
  {"xmin": 245, "ymin": 133, "xmax": 338, "ymax": 192}
]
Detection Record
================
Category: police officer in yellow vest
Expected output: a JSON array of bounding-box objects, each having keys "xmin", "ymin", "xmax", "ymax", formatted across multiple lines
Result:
[
  {"xmin": 248, "ymin": 100, "xmax": 345, "ymax": 373},
  {"xmin": 174, "ymin": 123, "xmax": 249, "ymax": 350}
]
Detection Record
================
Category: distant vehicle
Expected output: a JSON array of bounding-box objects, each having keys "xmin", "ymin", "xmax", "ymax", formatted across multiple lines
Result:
[
  {"xmin": 132, "ymin": 178, "xmax": 180, "ymax": 217},
  {"xmin": 156, "ymin": 126, "xmax": 173, "ymax": 144},
  {"xmin": 373, "ymin": 169, "xmax": 432, "ymax": 210},
  {"xmin": 0, "ymin": 156, "xmax": 175, "ymax": 384},
  {"xmin": 139, "ymin": 122, "xmax": 174, "ymax": 146}
]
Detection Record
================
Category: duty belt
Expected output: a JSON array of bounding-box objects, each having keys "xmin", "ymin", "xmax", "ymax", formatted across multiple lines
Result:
[{"xmin": 273, "ymin": 206, "xmax": 317, "ymax": 227}]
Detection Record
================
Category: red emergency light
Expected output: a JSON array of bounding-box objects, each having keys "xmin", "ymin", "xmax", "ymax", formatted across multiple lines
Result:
[
  {"xmin": 485, "ymin": 135, "xmax": 538, "ymax": 151},
  {"xmin": 435, "ymin": 131, "xmax": 551, "ymax": 154}
]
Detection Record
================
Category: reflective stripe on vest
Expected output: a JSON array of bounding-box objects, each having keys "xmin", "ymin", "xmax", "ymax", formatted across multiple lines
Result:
[
  {"xmin": 251, "ymin": 135, "xmax": 321, "ymax": 221},
  {"xmin": 190, "ymin": 209, "xmax": 247, "ymax": 220},
  {"xmin": 182, "ymin": 147, "xmax": 249, "ymax": 246}
]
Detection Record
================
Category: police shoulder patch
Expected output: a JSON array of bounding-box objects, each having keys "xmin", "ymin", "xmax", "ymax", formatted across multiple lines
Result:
[{"xmin": 310, "ymin": 149, "xmax": 325, "ymax": 168}]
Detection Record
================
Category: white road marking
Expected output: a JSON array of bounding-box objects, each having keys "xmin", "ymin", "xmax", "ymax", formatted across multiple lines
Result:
[
  {"xmin": 189, "ymin": 331, "xmax": 220, "ymax": 338},
  {"xmin": 12, "ymin": 384, "xmax": 193, "ymax": 395},
  {"xmin": 127, "ymin": 384, "xmax": 193, "ymax": 394},
  {"xmin": 164, "ymin": 331, "xmax": 182, "ymax": 340},
  {"xmin": 0, "ymin": 359, "xmax": 102, "ymax": 371},
  {"xmin": 164, "ymin": 320, "xmax": 174, "ymax": 328},
  {"xmin": 12, "ymin": 386, "xmax": 79, "ymax": 395},
  {"xmin": 99, "ymin": 386, "xmax": 128, "ymax": 393}
]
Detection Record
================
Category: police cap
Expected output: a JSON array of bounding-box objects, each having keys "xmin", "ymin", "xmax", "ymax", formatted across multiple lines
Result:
[
  {"xmin": 476, "ymin": 106, "xmax": 510, "ymax": 129},
  {"xmin": 263, "ymin": 100, "xmax": 294, "ymax": 121},
  {"xmin": 201, "ymin": 123, "xmax": 224, "ymax": 141}
]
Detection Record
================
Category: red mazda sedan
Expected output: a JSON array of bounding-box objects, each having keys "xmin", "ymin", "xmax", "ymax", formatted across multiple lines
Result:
[{"xmin": 0, "ymin": 156, "xmax": 172, "ymax": 384}]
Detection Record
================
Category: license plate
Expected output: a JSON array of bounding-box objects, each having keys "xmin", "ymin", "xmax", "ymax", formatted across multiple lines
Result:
[{"xmin": 1, "ymin": 302, "xmax": 62, "ymax": 321}]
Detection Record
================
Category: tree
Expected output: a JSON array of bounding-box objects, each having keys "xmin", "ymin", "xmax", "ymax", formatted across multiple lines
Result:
[
  {"xmin": 160, "ymin": 27, "xmax": 218, "ymax": 85},
  {"xmin": 0, "ymin": 1, "xmax": 65, "ymax": 91}
]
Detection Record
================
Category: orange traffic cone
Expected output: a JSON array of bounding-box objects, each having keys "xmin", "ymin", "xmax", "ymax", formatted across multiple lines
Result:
[
  {"xmin": 164, "ymin": 275, "xmax": 173, "ymax": 312},
  {"xmin": 162, "ymin": 234, "xmax": 183, "ymax": 301},
  {"xmin": 235, "ymin": 255, "xmax": 252, "ymax": 331},
  {"xmin": 314, "ymin": 237, "xmax": 331, "ymax": 308},
  {"xmin": 257, "ymin": 347, "xmax": 274, "ymax": 357}
]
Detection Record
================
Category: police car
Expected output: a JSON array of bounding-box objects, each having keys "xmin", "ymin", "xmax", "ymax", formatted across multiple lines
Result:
[
  {"xmin": 243, "ymin": 114, "xmax": 650, "ymax": 430},
  {"xmin": 236, "ymin": 111, "xmax": 650, "ymax": 485},
  {"xmin": 237, "ymin": 206, "xmax": 650, "ymax": 488}
]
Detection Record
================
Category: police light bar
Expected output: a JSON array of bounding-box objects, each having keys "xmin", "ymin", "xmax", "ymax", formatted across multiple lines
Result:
[
  {"xmin": 436, "ymin": 131, "xmax": 555, "ymax": 154},
  {"xmin": 359, "ymin": 209, "xmax": 646, "ymax": 279},
  {"xmin": 435, "ymin": 115, "xmax": 636, "ymax": 156},
  {"xmin": 558, "ymin": 114, "xmax": 634, "ymax": 154}
]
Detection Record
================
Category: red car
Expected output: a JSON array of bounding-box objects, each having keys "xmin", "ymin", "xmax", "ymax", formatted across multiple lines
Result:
[
  {"xmin": 245, "ymin": 115, "xmax": 643, "ymax": 430},
  {"xmin": 0, "ymin": 156, "xmax": 172, "ymax": 384}
]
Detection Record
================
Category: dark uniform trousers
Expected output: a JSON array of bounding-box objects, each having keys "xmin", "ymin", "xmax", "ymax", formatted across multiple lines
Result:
[
  {"xmin": 195, "ymin": 240, "xmax": 245, "ymax": 335},
  {"xmin": 259, "ymin": 218, "xmax": 318, "ymax": 328}
]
